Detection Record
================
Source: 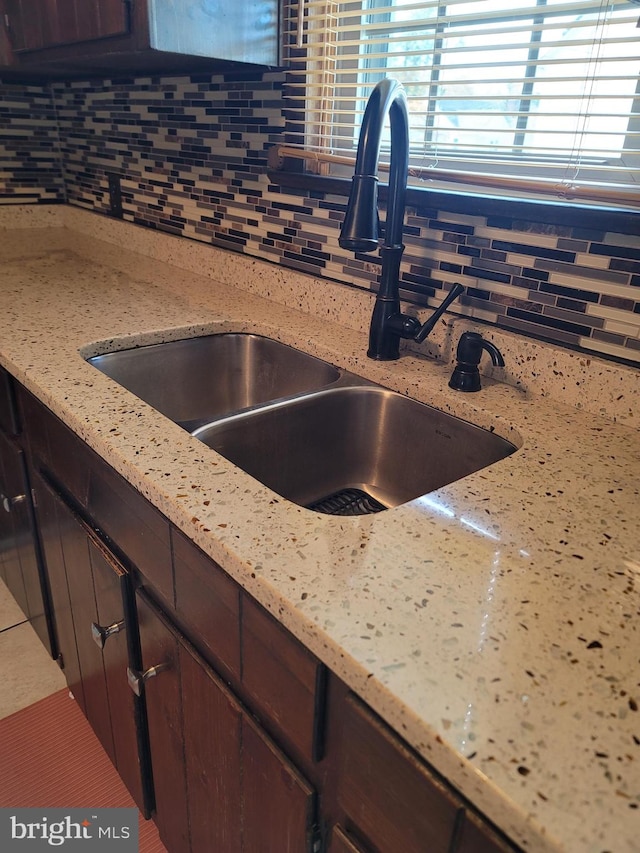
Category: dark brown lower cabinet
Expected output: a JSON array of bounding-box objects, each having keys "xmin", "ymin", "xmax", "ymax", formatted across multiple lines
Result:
[
  {"xmin": 336, "ymin": 695, "xmax": 462, "ymax": 853},
  {"xmin": 135, "ymin": 589, "xmax": 317, "ymax": 853},
  {"xmin": 32, "ymin": 472, "xmax": 151, "ymax": 815},
  {"xmin": 0, "ymin": 428, "xmax": 51, "ymax": 650},
  {"xmin": 333, "ymin": 695, "xmax": 518, "ymax": 853}
]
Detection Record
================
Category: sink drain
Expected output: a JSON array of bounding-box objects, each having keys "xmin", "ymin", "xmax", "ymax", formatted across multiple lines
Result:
[{"xmin": 306, "ymin": 488, "xmax": 386, "ymax": 516}]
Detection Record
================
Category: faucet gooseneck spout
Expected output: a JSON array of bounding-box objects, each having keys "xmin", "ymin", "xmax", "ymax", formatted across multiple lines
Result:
[{"xmin": 339, "ymin": 78, "xmax": 464, "ymax": 360}]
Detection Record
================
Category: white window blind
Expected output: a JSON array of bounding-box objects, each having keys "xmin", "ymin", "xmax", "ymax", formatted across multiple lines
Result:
[{"xmin": 280, "ymin": 0, "xmax": 640, "ymax": 205}]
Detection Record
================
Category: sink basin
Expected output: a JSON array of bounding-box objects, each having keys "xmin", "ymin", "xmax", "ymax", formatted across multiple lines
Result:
[
  {"xmin": 88, "ymin": 333, "xmax": 341, "ymax": 430},
  {"xmin": 194, "ymin": 386, "xmax": 517, "ymax": 515}
]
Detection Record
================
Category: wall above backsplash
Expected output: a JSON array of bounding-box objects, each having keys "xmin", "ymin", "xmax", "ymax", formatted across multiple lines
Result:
[{"xmin": 1, "ymin": 71, "xmax": 639, "ymax": 366}]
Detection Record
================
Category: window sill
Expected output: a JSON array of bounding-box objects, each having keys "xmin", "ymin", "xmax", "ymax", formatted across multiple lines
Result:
[{"xmin": 267, "ymin": 169, "xmax": 640, "ymax": 234}]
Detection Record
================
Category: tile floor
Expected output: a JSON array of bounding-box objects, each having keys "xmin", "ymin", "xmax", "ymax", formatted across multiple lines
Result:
[{"xmin": 0, "ymin": 578, "xmax": 66, "ymax": 720}]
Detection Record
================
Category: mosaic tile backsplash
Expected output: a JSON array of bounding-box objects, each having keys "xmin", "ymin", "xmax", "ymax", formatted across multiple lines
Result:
[
  {"xmin": 0, "ymin": 82, "xmax": 64, "ymax": 203},
  {"xmin": 1, "ymin": 72, "xmax": 639, "ymax": 366}
]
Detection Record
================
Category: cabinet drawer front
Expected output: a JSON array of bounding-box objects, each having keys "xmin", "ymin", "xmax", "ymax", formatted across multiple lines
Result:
[
  {"xmin": 173, "ymin": 529, "xmax": 241, "ymax": 681},
  {"xmin": 337, "ymin": 696, "xmax": 460, "ymax": 853},
  {"xmin": 242, "ymin": 595, "xmax": 325, "ymax": 764},
  {"xmin": 17, "ymin": 384, "xmax": 89, "ymax": 502},
  {"xmin": 87, "ymin": 459, "xmax": 173, "ymax": 606}
]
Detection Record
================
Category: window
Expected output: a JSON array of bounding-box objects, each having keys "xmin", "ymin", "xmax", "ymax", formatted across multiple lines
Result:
[{"xmin": 281, "ymin": 0, "xmax": 640, "ymax": 205}]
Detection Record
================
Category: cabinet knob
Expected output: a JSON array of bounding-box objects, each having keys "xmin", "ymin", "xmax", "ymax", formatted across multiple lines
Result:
[
  {"xmin": 126, "ymin": 663, "xmax": 168, "ymax": 697},
  {"xmin": 1, "ymin": 492, "xmax": 26, "ymax": 513},
  {"xmin": 91, "ymin": 619, "xmax": 125, "ymax": 649}
]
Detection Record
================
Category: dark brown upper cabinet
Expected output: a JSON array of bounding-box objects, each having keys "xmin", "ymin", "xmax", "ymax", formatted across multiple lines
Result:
[{"xmin": 1, "ymin": 0, "xmax": 280, "ymax": 80}]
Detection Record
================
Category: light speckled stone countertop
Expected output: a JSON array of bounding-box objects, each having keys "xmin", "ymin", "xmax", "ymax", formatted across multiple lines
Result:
[{"xmin": 1, "ymin": 206, "xmax": 638, "ymax": 853}]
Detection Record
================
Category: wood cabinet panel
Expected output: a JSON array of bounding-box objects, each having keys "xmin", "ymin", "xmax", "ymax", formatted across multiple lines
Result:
[
  {"xmin": 2, "ymin": 0, "xmax": 278, "ymax": 77},
  {"xmin": 87, "ymin": 460, "xmax": 173, "ymax": 606},
  {"xmin": 89, "ymin": 537, "xmax": 148, "ymax": 814},
  {"xmin": 456, "ymin": 809, "xmax": 519, "ymax": 853},
  {"xmin": 337, "ymin": 695, "xmax": 461, "ymax": 853},
  {"xmin": 0, "ymin": 366, "xmax": 19, "ymax": 436},
  {"xmin": 179, "ymin": 641, "xmax": 242, "ymax": 853},
  {"xmin": 6, "ymin": 0, "xmax": 129, "ymax": 51},
  {"xmin": 136, "ymin": 591, "xmax": 190, "ymax": 853},
  {"xmin": 59, "ymin": 501, "xmax": 116, "ymax": 764},
  {"xmin": 138, "ymin": 588, "xmax": 318, "ymax": 853},
  {"xmin": 330, "ymin": 826, "xmax": 370, "ymax": 853},
  {"xmin": 75, "ymin": 0, "xmax": 129, "ymax": 43},
  {"xmin": 32, "ymin": 470, "xmax": 84, "ymax": 702},
  {"xmin": 0, "ymin": 374, "xmax": 51, "ymax": 650},
  {"xmin": 0, "ymin": 430, "xmax": 28, "ymax": 614},
  {"xmin": 15, "ymin": 384, "xmax": 173, "ymax": 605},
  {"xmin": 242, "ymin": 594, "xmax": 325, "ymax": 764},
  {"xmin": 242, "ymin": 715, "xmax": 316, "ymax": 853},
  {"xmin": 16, "ymin": 384, "xmax": 89, "ymax": 504},
  {"xmin": 173, "ymin": 529, "xmax": 240, "ymax": 681}
]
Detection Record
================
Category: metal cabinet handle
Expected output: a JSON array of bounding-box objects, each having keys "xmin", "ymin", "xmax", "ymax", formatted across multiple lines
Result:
[
  {"xmin": 1, "ymin": 492, "xmax": 26, "ymax": 513},
  {"xmin": 126, "ymin": 663, "xmax": 168, "ymax": 697},
  {"xmin": 91, "ymin": 619, "xmax": 125, "ymax": 649}
]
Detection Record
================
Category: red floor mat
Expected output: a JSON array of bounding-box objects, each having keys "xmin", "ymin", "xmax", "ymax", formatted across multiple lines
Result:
[{"xmin": 0, "ymin": 688, "xmax": 167, "ymax": 852}]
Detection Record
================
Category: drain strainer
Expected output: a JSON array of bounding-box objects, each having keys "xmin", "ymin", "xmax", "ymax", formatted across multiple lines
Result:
[{"xmin": 307, "ymin": 488, "xmax": 386, "ymax": 516}]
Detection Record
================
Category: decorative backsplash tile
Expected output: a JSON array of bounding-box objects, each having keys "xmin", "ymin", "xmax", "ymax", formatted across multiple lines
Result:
[
  {"xmin": 0, "ymin": 82, "xmax": 65, "ymax": 203},
  {"xmin": 0, "ymin": 71, "xmax": 638, "ymax": 366}
]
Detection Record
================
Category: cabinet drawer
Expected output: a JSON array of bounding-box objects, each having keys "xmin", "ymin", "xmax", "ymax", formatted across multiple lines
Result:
[
  {"xmin": 86, "ymin": 458, "xmax": 173, "ymax": 606},
  {"xmin": 337, "ymin": 695, "xmax": 461, "ymax": 853},
  {"xmin": 242, "ymin": 595, "xmax": 325, "ymax": 764},
  {"xmin": 173, "ymin": 529, "xmax": 241, "ymax": 681},
  {"xmin": 16, "ymin": 383, "xmax": 89, "ymax": 502}
]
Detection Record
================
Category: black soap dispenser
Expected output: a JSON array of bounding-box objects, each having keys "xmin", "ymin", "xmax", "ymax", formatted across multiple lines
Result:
[{"xmin": 449, "ymin": 332, "xmax": 505, "ymax": 392}]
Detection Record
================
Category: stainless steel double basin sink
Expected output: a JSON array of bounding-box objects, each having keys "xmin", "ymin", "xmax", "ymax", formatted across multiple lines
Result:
[{"xmin": 88, "ymin": 333, "xmax": 516, "ymax": 516}]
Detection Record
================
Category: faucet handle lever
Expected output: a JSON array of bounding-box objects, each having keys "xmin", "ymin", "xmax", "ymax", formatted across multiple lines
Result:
[{"xmin": 414, "ymin": 283, "xmax": 465, "ymax": 343}]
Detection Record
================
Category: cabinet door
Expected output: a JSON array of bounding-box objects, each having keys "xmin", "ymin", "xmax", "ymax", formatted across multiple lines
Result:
[
  {"xmin": 0, "ymin": 431, "xmax": 28, "ymax": 614},
  {"xmin": 31, "ymin": 470, "xmax": 84, "ymax": 704},
  {"xmin": 135, "ymin": 591, "xmax": 190, "ymax": 853},
  {"xmin": 88, "ymin": 536, "xmax": 150, "ymax": 815},
  {"xmin": 33, "ymin": 472, "xmax": 150, "ymax": 813},
  {"xmin": 136, "ymin": 589, "xmax": 317, "ymax": 853},
  {"xmin": 179, "ymin": 639, "xmax": 242, "ymax": 853},
  {"xmin": 59, "ymin": 500, "xmax": 116, "ymax": 763},
  {"xmin": 242, "ymin": 716, "xmax": 316, "ymax": 853},
  {"xmin": 0, "ymin": 431, "xmax": 51, "ymax": 651},
  {"xmin": 5, "ymin": 0, "xmax": 129, "ymax": 52}
]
